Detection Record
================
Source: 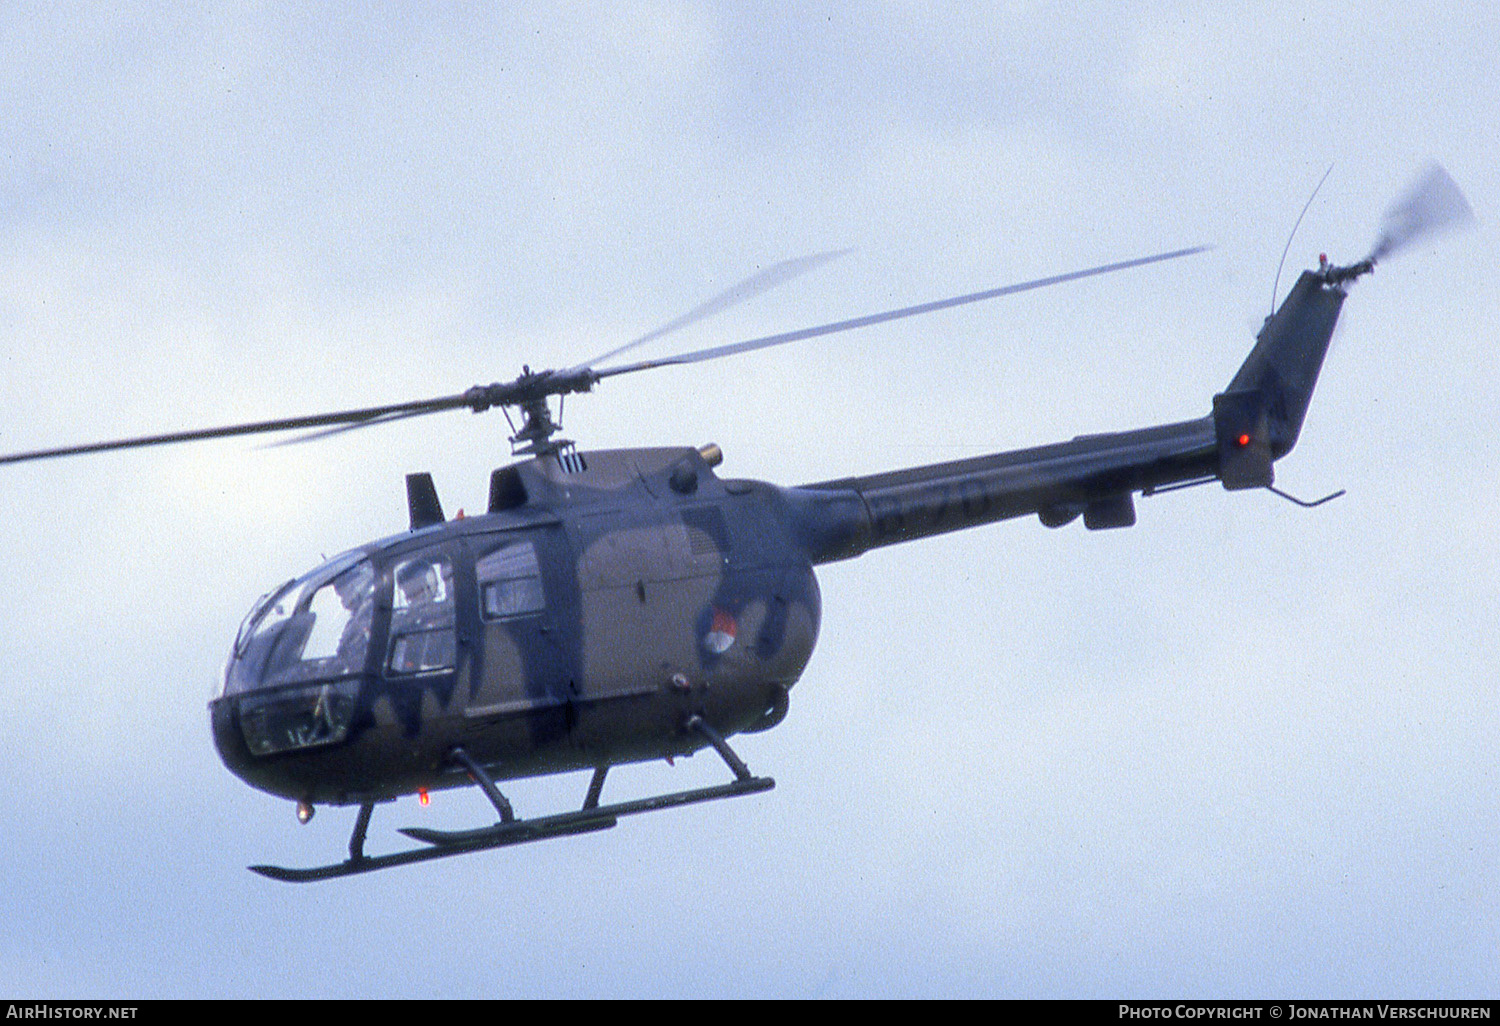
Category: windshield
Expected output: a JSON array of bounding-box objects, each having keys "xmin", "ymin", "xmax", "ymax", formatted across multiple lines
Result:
[{"xmin": 223, "ymin": 551, "xmax": 376, "ymax": 696}]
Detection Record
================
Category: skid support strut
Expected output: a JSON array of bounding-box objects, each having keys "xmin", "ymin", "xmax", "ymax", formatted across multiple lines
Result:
[
  {"xmin": 447, "ymin": 746, "xmax": 515, "ymax": 823},
  {"xmin": 348, "ymin": 802, "xmax": 374, "ymax": 861},
  {"xmin": 688, "ymin": 715, "xmax": 753, "ymax": 780},
  {"xmin": 583, "ymin": 766, "xmax": 608, "ymax": 810},
  {"xmin": 249, "ymin": 717, "xmax": 774, "ymax": 883}
]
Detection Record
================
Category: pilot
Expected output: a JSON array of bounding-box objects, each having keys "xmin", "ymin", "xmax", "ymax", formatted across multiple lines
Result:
[
  {"xmin": 333, "ymin": 565, "xmax": 375, "ymax": 669},
  {"xmin": 397, "ymin": 562, "xmax": 440, "ymax": 610},
  {"xmin": 391, "ymin": 558, "xmax": 454, "ymax": 674}
]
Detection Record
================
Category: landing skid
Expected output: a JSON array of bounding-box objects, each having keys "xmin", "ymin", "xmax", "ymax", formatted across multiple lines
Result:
[{"xmin": 249, "ymin": 716, "xmax": 773, "ymax": 883}]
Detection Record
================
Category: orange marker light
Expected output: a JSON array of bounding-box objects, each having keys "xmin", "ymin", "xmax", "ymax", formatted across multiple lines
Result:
[{"xmin": 418, "ymin": 787, "xmax": 430, "ymax": 807}]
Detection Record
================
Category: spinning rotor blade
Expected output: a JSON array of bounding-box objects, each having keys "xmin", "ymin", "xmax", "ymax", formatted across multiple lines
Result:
[
  {"xmin": 1, "ymin": 244, "xmax": 1208, "ymax": 466},
  {"xmin": 1367, "ymin": 162, "xmax": 1475, "ymax": 264},
  {"xmin": 592, "ymin": 245, "xmax": 1210, "ymax": 381},
  {"xmin": 262, "ymin": 406, "xmax": 444, "ymax": 448},
  {"xmin": 0, "ymin": 393, "xmax": 474, "ymax": 466},
  {"xmin": 570, "ymin": 248, "xmax": 851, "ymax": 373}
]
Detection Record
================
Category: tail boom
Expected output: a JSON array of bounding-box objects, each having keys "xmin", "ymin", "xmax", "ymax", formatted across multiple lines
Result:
[{"xmin": 787, "ymin": 260, "xmax": 1358, "ymax": 563}]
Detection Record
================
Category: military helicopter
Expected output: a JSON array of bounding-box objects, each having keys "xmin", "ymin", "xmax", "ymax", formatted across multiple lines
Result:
[{"xmin": 1, "ymin": 165, "xmax": 1472, "ymax": 882}]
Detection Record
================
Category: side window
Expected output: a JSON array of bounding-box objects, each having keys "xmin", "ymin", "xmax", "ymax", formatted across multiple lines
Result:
[
  {"xmin": 476, "ymin": 538, "xmax": 545, "ymax": 620},
  {"xmin": 387, "ymin": 553, "xmax": 456, "ymax": 675}
]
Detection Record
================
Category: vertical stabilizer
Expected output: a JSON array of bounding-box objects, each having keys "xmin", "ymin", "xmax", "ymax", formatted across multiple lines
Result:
[{"xmin": 1213, "ymin": 265, "xmax": 1351, "ymax": 488}]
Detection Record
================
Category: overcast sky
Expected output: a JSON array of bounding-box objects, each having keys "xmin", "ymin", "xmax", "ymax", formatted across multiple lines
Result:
[{"xmin": 0, "ymin": 2, "xmax": 1496, "ymax": 998}]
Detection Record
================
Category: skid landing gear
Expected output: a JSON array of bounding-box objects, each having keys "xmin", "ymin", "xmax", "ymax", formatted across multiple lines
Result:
[{"xmin": 249, "ymin": 717, "xmax": 773, "ymax": 883}]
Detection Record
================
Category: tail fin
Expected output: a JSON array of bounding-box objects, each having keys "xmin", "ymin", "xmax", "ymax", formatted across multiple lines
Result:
[
  {"xmin": 1216, "ymin": 163, "xmax": 1474, "ymax": 491},
  {"xmin": 1212, "ymin": 262, "xmax": 1356, "ymax": 489}
]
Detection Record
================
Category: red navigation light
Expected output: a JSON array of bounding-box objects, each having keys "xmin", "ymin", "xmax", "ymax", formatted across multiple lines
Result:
[
  {"xmin": 1237, "ymin": 433, "xmax": 1251, "ymax": 447},
  {"xmin": 418, "ymin": 787, "xmax": 430, "ymax": 807}
]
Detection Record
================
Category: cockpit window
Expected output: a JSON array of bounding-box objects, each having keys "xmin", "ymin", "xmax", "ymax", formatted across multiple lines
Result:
[
  {"xmin": 387, "ymin": 553, "xmax": 456, "ymax": 675},
  {"xmin": 234, "ymin": 580, "xmax": 298, "ymax": 659},
  {"xmin": 476, "ymin": 538, "xmax": 545, "ymax": 620},
  {"xmin": 302, "ymin": 562, "xmax": 377, "ymax": 664},
  {"xmin": 224, "ymin": 552, "xmax": 375, "ymax": 695}
]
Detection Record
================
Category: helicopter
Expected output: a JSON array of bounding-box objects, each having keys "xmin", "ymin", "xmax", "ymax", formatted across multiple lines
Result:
[{"xmin": 1, "ymin": 165, "xmax": 1472, "ymax": 882}]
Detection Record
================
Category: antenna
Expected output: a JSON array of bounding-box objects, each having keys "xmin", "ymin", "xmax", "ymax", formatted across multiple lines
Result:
[{"xmin": 1271, "ymin": 163, "xmax": 1335, "ymax": 316}]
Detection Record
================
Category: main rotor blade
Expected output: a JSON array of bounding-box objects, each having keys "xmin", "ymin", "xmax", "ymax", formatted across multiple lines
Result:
[
  {"xmin": 0, "ymin": 393, "xmax": 472, "ymax": 466},
  {"xmin": 262, "ymin": 405, "xmax": 445, "ymax": 448},
  {"xmin": 570, "ymin": 248, "xmax": 851, "ymax": 373},
  {"xmin": 592, "ymin": 246, "xmax": 1210, "ymax": 381}
]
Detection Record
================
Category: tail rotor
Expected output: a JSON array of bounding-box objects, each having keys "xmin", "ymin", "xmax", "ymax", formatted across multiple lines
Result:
[{"xmin": 1366, "ymin": 161, "xmax": 1475, "ymax": 265}]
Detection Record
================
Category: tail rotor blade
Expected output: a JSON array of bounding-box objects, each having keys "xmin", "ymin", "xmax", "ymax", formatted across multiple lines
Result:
[{"xmin": 1367, "ymin": 162, "xmax": 1475, "ymax": 264}]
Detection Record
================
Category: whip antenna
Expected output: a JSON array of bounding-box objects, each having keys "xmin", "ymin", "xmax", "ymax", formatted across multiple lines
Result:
[{"xmin": 1271, "ymin": 163, "xmax": 1334, "ymax": 315}]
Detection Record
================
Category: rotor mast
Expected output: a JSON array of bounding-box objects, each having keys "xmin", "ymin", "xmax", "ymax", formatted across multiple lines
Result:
[{"xmin": 475, "ymin": 365, "xmax": 597, "ymax": 457}]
